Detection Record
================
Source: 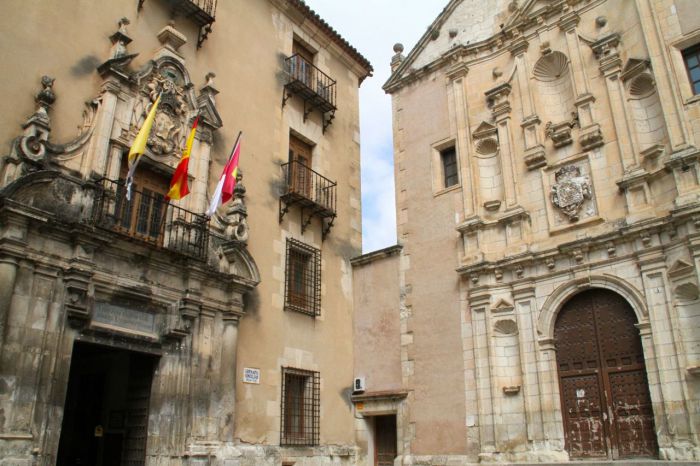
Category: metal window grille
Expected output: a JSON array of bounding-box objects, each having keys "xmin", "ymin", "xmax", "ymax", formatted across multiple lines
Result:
[
  {"xmin": 683, "ymin": 44, "xmax": 700, "ymax": 95},
  {"xmin": 280, "ymin": 367, "xmax": 320, "ymax": 446},
  {"xmin": 284, "ymin": 238, "xmax": 321, "ymax": 317},
  {"xmin": 441, "ymin": 147, "xmax": 459, "ymax": 188}
]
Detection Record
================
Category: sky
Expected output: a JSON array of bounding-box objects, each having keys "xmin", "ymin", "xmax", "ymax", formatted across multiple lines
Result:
[{"xmin": 302, "ymin": 1, "xmax": 447, "ymax": 253}]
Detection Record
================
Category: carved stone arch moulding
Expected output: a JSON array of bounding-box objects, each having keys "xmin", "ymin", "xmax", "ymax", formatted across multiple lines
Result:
[{"xmin": 537, "ymin": 275, "xmax": 648, "ymax": 341}]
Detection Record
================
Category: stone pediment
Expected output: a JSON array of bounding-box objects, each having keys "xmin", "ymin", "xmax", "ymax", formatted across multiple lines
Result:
[
  {"xmin": 492, "ymin": 298, "xmax": 514, "ymax": 313},
  {"xmin": 504, "ymin": 0, "xmax": 559, "ymax": 29},
  {"xmin": 384, "ymin": 0, "xmax": 511, "ymax": 90},
  {"xmin": 620, "ymin": 58, "xmax": 651, "ymax": 82},
  {"xmin": 473, "ymin": 121, "xmax": 498, "ymax": 139},
  {"xmin": 668, "ymin": 259, "xmax": 694, "ymax": 278}
]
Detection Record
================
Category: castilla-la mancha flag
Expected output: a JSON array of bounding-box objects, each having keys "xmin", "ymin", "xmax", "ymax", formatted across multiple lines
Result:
[
  {"xmin": 166, "ymin": 116, "xmax": 199, "ymax": 201},
  {"xmin": 206, "ymin": 131, "xmax": 242, "ymax": 217},
  {"xmin": 126, "ymin": 93, "xmax": 162, "ymax": 200}
]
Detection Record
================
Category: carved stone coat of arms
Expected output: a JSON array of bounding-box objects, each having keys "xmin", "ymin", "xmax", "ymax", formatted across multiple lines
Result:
[{"xmin": 550, "ymin": 165, "xmax": 591, "ymax": 222}]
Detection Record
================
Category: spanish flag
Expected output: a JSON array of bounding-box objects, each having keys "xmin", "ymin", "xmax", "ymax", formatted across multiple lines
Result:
[
  {"xmin": 206, "ymin": 131, "xmax": 242, "ymax": 217},
  {"xmin": 166, "ymin": 116, "xmax": 199, "ymax": 201},
  {"xmin": 126, "ymin": 93, "xmax": 162, "ymax": 200}
]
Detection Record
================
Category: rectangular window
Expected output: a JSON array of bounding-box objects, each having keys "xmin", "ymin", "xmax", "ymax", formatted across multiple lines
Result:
[
  {"xmin": 441, "ymin": 146, "xmax": 459, "ymax": 188},
  {"xmin": 683, "ymin": 44, "xmax": 700, "ymax": 95},
  {"xmin": 116, "ymin": 153, "xmax": 169, "ymax": 243},
  {"xmin": 291, "ymin": 39, "xmax": 316, "ymax": 87},
  {"xmin": 284, "ymin": 238, "xmax": 321, "ymax": 317},
  {"xmin": 288, "ymin": 135, "xmax": 313, "ymax": 198},
  {"xmin": 280, "ymin": 367, "xmax": 320, "ymax": 446}
]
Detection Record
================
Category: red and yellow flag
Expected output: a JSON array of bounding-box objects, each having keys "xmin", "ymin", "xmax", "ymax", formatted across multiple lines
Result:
[{"xmin": 166, "ymin": 116, "xmax": 199, "ymax": 201}]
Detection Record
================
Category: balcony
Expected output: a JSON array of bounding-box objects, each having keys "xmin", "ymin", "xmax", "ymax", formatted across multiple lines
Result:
[
  {"xmin": 94, "ymin": 178, "xmax": 209, "ymax": 260},
  {"xmin": 283, "ymin": 55, "xmax": 337, "ymax": 133},
  {"xmin": 138, "ymin": 0, "xmax": 217, "ymax": 47},
  {"xmin": 279, "ymin": 160, "xmax": 337, "ymax": 240}
]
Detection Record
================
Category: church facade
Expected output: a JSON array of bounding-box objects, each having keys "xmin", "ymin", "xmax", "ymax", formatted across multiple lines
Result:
[
  {"xmin": 0, "ymin": 1, "xmax": 370, "ymax": 465},
  {"xmin": 352, "ymin": 0, "xmax": 700, "ymax": 463}
]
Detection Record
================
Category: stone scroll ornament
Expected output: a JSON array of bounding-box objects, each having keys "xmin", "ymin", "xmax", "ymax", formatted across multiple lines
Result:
[{"xmin": 550, "ymin": 165, "xmax": 591, "ymax": 222}]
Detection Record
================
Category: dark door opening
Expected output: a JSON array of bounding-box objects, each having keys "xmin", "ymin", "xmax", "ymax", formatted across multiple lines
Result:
[
  {"xmin": 555, "ymin": 289, "xmax": 657, "ymax": 459},
  {"xmin": 57, "ymin": 341, "xmax": 159, "ymax": 466},
  {"xmin": 374, "ymin": 415, "xmax": 397, "ymax": 466}
]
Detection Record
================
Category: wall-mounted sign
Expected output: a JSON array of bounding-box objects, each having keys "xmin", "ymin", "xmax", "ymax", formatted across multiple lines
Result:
[{"xmin": 243, "ymin": 367, "xmax": 260, "ymax": 384}]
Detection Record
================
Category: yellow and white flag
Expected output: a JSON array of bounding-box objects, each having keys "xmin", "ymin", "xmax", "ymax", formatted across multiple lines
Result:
[{"xmin": 126, "ymin": 93, "xmax": 162, "ymax": 200}]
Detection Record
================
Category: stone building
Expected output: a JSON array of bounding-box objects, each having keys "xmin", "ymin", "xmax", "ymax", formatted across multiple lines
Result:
[
  {"xmin": 0, "ymin": 1, "xmax": 370, "ymax": 465},
  {"xmin": 353, "ymin": 0, "xmax": 700, "ymax": 463}
]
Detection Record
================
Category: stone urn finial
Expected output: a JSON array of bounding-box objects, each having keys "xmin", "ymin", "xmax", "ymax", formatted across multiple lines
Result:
[{"xmin": 36, "ymin": 75, "xmax": 56, "ymax": 110}]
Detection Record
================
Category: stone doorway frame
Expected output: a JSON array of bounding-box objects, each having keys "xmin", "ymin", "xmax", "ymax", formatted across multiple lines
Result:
[{"xmin": 536, "ymin": 275, "xmax": 661, "ymax": 459}]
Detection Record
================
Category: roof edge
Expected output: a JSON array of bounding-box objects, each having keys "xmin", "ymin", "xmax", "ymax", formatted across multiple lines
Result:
[{"xmin": 285, "ymin": 0, "xmax": 374, "ymax": 80}]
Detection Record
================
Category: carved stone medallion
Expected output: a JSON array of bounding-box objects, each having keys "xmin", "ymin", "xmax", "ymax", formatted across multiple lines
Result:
[{"xmin": 550, "ymin": 165, "xmax": 591, "ymax": 222}]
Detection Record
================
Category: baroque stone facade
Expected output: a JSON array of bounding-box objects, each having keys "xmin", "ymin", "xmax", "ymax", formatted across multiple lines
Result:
[
  {"xmin": 353, "ymin": 0, "xmax": 700, "ymax": 464},
  {"xmin": 0, "ymin": 1, "xmax": 370, "ymax": 465}
]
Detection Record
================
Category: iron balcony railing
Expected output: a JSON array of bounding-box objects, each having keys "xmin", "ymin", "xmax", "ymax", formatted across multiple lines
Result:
[
  {"xmin": 139, "ymin": 0, "xmax": 216, "ymax": 22},
  {"xmin": 284, "ymin": 54, "xmax": 337, "ymax": 113},
  {"xmin": 94, "ymin": 178, "xmax": 209, "ymax": 261},
  {"xmin": 187, "ymin": 0, "xmax": 216, "ymax": 17},
  {"xmin": 281, "ymin": 160, "xmax": 337, "ymax": 217}
]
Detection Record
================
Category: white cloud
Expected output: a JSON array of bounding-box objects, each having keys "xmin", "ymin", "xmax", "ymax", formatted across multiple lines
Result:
[{"xmin": 303, "ymin": 0, "xmax": 445, "ymax": 253}]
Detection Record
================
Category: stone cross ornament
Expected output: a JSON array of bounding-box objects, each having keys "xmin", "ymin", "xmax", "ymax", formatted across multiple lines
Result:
[{"xmin": 550, "ymin": 165, "xmax": 591, "ymax": 221}]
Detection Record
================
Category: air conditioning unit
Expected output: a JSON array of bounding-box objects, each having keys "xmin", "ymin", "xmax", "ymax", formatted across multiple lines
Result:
[{"xmin": 353, "ymin": 377, "xmax": 366, "ymax": 393}]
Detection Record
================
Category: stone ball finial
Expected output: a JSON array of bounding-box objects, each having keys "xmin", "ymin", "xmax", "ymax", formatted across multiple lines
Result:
[
  {"xmin": 595, "ymin": 16, "xmax": 607, "ymax": 28},
  {"xmin": 393, "ymin": 43, "xmax": 404, "ymax": 54},
  {"xmin": 36, "ymin": 75, "xmax": 56, "ymax": 108}
]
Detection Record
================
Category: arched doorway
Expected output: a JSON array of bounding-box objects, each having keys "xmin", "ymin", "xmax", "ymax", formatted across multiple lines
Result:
[{"xmin": 554, "ymin": 289, "xmax": 657, "ymax": 459}]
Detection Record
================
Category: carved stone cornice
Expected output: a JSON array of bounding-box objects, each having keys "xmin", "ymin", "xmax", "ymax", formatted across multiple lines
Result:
[
  {"xmin": 486, "ymin": 82, "xmax": 512, "ymax": 119},
  {"xmin": 524, "ymin": 144, "xmax": 546, "ymax": 170},
  {"xmin": 508, "ymin": 37, "xmax": 529, "ymax": 56},
  {"xmin": 445, "ymin": 62, "xmax": 469, "ymax": 81},
  {"xmin": 558, "ymin": 11, "xmax": 580, "ymax": 33}
]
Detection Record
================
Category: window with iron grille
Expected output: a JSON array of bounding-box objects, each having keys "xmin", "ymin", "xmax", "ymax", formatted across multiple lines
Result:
[
  {"xmin": 441, "ymin": 146, "xmax": 459, "ymax": 188},
  {"xmin": 280, "ymin": 367, "xmax": 320, "ymax": 446},
  {"xmin": 284, "ymin": 238, "xmax": 321, "ymax": 317},
  {"xmin": 683, "ymin": 44, "xmax": 700, "ymax": 95}
]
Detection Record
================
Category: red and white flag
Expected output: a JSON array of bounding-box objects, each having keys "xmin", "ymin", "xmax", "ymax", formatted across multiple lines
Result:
[{"xmin": 206, "ymin": 132, "xmax": 242, "ymax": 217}]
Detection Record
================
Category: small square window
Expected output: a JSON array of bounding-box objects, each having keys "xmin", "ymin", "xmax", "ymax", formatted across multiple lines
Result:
[
  {"xmin": 682, "ymin": 44, "xmax": 700, "ymax": 95},
  {"xmin": 284, "ymin": 239, "xmax": 321, "ymax": 317},
  {"xmin": 281, "ymin": 367, "xmax": 320, "ymax": 446},
  {"xmin": 440, "ymin": 146, "xmax": 459, "ymax": 188}
]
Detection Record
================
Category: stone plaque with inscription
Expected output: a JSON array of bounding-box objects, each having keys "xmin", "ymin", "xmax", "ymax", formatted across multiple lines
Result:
[{"xmin": 93, "ymin": 302, "xmax": 156, "ymax": 336}]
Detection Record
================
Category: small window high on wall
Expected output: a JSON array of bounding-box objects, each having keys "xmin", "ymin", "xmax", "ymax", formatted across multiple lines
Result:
[
  {"xmin": 683, "ymin": 44, "xmax": 700, "ymax": 94},
  {"xmin": 441, "ymin": 146, "xmax": 459, "ymax": 188}
]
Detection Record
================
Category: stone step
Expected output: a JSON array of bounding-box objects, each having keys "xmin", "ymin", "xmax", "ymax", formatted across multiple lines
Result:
[{"xmin": 506, "ymin": 463, "xmax": 700, "ymax": 466}]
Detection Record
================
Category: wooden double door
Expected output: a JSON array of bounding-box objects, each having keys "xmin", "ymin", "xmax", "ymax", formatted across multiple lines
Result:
[{"xmin": 554, "ymin": 289, "xmax": 657, "ymax": 459}]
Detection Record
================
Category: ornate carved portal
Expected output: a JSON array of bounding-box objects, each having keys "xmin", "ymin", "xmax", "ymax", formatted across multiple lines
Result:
[{"xmin": 554, "ymin": 289, "xmax": 657, "ymax": 459}]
